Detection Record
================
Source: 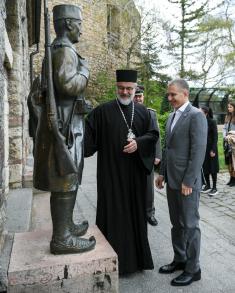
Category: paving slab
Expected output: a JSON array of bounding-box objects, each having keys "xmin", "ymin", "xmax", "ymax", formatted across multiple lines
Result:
[{"xmin": 6, "ymin": 188, "xmax": 32, "ymax": 233}]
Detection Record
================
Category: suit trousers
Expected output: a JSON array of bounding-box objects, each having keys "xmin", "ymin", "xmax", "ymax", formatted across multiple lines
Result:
[
  {"xmin": 166, "ymin": 185, "xmax": 201, "ymax": 273},
  {"xmin": 146, "ymin": 169, "xmax": 155, "ymax": 217}
]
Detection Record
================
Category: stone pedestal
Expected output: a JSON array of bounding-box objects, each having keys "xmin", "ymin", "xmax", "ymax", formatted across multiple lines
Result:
[{"xmin": 8, "ymin": 226, "xmax": 118, "ymax": 293}]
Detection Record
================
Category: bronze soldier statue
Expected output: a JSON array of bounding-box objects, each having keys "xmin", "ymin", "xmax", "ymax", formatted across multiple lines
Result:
[{"xmin": 29, "ymin": 3, "xmax": 96, "ymax": 254}]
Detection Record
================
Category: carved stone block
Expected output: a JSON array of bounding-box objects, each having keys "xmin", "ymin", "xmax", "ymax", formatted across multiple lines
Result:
[{"xmin": 8, "ymin": 226, "xmax": 118, "ymax": 293}]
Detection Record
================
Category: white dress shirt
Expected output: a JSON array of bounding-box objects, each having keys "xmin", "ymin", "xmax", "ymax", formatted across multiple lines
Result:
[{"xmin": 171, "ymin": 101, "xmax": 190, "ymax": 132}]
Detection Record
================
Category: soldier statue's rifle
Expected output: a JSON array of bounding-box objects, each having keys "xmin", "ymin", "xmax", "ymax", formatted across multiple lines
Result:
[{"xmin": 44, "ymin": 0, "xmax": 77, "ymax": 176}]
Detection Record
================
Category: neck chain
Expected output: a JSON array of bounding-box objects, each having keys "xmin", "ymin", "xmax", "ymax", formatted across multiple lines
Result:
[{"xmin": 116, "ymin": 98, "xmax": 136, "ymax": 140}]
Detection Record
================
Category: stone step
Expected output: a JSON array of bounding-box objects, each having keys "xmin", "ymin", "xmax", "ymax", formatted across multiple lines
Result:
[
  {"xmin": 0, "ymin": 188, "xmax": 33, "ymax": 292},
  {"xmin": 6, "ymin": 188, "xmax": 33, "ymax": 233}
]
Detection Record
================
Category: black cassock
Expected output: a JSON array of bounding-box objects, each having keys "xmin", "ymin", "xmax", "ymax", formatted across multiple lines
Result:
[{"xmin": 84, "ymin": 99, "xmax": 159, "ymax": 274}]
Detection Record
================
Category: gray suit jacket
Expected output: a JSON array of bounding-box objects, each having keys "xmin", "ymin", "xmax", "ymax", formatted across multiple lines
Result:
[{"xmin": 160, "ymin": 103, "xmax": 207, "ymax": 190}]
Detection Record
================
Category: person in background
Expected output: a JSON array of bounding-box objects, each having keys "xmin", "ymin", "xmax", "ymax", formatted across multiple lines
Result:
[
  {"xmin": 200, "ymin": 106, "xmax": 219, "ymax": 196},
  {"xmin": 134, "ymin": 85, "xmax": 162, "ymax": 226},
  {"xmin": 223, "ymin": 100, "xmax": 235, "ymax": 187}
]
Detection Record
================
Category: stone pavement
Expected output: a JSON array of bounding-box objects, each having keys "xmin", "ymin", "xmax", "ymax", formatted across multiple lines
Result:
[
  {"xmin": 200, "ymin": 172, "xmax": 235, "ymax": 219},
  {"xmin": 1, "ymin": 155, "xmax": 235, "ymax": 292}
]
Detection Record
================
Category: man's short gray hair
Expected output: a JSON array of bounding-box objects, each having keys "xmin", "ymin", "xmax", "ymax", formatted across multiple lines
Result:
[{"xmin": 168, "ymin": 78, "xmax": 189, "ymax": 92}]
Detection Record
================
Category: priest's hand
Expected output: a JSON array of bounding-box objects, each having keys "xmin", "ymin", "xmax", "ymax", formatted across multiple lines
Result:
[
  {"xmin": 181, "ymin": 183, "xmax": 192, "ymax": 196},
  {"xmin": 155, "ymin": 175, "xmax": 164, "ymax": 189},
  {"xmin": 123, "ymin": 139, "xmax": 137, "ymax": 153},
  {"xmin": 154, "ymin": 158, "xmax": 161, "ymax": 165},
  {"xmin": 210, "ymin": 150, "xmax": 215, "ymax": 157}
]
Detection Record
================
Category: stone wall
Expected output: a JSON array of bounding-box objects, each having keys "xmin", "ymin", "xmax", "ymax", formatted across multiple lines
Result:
[
  {"xmin": 6, "ymin": 0, "xmax": 30, "ymax": 188},
  {"xmin": 0, "ymin": 0, "xmax": 6, "ymax": 251},
  {"xmin": 0, "ymin": 0, "xmax": 30, "ymax": 251},
  {"xmin": 0, "ymin": 0, "xmax": 11, "ymax": 251}
]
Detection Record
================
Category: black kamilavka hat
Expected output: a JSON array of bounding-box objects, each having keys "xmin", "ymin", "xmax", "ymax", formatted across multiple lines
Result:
[{"xmin": 116, "ymin": 69, "xmax": 137, "ymax": 82}]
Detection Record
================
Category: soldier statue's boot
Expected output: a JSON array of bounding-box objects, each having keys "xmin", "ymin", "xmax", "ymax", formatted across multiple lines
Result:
[
  {"xmin": 69, "ymin": 191, "xmax": 89, "ymax": 236},
  {"xmin": 50, "ymin": 193, "xmax": 96, "ymax": 254}
]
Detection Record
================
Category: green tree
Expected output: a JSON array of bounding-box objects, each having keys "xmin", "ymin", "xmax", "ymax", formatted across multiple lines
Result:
[
  {"xmin": 221, "ymin": 0, "xmax": 235, "ymax": 85},
  {"xmin": 168, "ymin": 0, "xmax": 209, "ymax": 78},
  {"xmin": 195, "ymin": 11, "xmax": 234, "ymax": 87},
  {"xmin": 90, "ymin": 71, "xmax": 116, "ymax": 104},
  {"xmin": 166, "ymin": 0, "xmax": 223, "ymax": 79},
  {"xmin": 137, "ymin": 25, "xmax": 167, "ymax": 106},
  {"xmin": 133, "ymin": 6, "xmax": 171, "ymax": 111}
]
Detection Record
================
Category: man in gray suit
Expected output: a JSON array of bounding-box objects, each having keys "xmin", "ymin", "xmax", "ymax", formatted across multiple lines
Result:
[
  {"xmin": 156, "ymin": 79, "xmax": 207, "ymax": 286},
  {"xmin": 134, "ymin": 86, "xmax": 162, "ymax": 226}
]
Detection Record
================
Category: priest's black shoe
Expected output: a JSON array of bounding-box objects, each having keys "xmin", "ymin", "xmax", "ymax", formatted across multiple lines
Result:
[
  {"xmin": 147, "ymin": 215, "xmax": 158, "ymax": 226},
  {"xmin": 171, "ymin": 269, "xmax": 201, "ymax": 286},
  {"xmin": 229, "ymin": 177, "xmax": 235, "ymax": 187},
  {"xmin": 159, "ymin": 261, "xmax": 186, "ymax": 274}
]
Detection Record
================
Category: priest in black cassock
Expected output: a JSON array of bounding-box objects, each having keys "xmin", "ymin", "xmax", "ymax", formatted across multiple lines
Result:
[{"xmin": 84, "ymin": 69, "xmax": 159, "ymax": 275}]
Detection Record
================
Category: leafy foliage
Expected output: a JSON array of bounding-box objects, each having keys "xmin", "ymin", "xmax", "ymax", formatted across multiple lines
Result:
[
  {"xmin": 160, "ymin": 95, "xmax": 172, "ymax": 114},
  {"xmin": 91, "ymin": 71, "xmax": 116, "ymax": 104},
  {"xmin": 158, "ymin": 111, "xmax": 170, "ymax": 147},
  {"xmin": 166, "ymin": 0, "xmax": 211, "ymax": 78},
  {"xmin": 141, "ymin": 77, "xmax": 170, "ymax": 109}
]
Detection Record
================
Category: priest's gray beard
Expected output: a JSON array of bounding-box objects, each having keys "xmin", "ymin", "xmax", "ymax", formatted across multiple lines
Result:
[{"xmin": 117, "ymin": 93, "xmax": 135, "ymax": 105}]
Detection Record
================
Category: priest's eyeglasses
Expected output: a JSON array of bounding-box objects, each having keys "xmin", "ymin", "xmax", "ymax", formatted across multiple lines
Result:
[{"xmin": 117, "ymin": 86, "xmax": 135, "ymax": 92}]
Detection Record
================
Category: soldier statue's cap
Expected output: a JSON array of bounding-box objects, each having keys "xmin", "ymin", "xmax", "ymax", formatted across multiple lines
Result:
[
  {"xmin": 116, "ymin": 69, "xmax": 137, "ymax": 83},
  {"xmin": 135, "ymin": 85, "xmax": 145, "ymax": 95},
  {"xmin": 53, "ymin": 4, "xmax": 82, "ymax": 22}
]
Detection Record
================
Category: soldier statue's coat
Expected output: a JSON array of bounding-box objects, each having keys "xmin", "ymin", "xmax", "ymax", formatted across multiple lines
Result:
[{"xmin": 31, "ymin": 37, "xmax": 89, "ymax": 192}]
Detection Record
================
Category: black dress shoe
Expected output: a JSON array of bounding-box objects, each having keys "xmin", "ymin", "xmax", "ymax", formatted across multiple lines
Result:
[
  {"xmin": 171, "ymin": 269, "xmax": 201, "ymax": 286},
  {"xmin": 147, "ymin": 215, "xmax": 158, "ymax": 226},
  {"xmin": 229, "ymin": 177, "xmax": 235, "ymax": 186},
  {"xmin": 227, "ymin": 177, "xmax": 232, "ymax": 185},
  {"xmin": 159, "ymin": 261, "xmax": 186, "ymax": 274}
]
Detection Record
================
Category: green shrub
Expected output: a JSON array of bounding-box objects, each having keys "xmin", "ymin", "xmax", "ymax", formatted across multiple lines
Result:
[
  {"xmin": 160, "ymin": 95, "xmax": 172, "ymax": 114},
  {"xmin": 92, "ymin": 71, "xmax": 116, "ymax": 104},
  {"xmin": 157, "ymin": 112, "xmax": 170, "ymax": 147}
]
